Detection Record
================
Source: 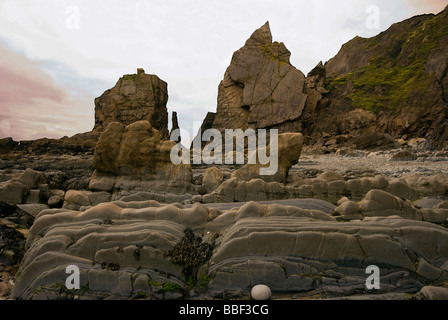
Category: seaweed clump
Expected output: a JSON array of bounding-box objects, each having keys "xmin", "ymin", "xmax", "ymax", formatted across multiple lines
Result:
[
  {"xmin": 0, "ymin": 225, "xmax": 26, "ymax": 264},
  {"xmin": 165, "ymin": 228, "xmax": 216, "ymax": 287}
]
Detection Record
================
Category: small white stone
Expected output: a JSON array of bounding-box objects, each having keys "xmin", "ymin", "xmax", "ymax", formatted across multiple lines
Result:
[{"xmin": 251, "ymin": 284, "xmax": 271, "ymax": 300}]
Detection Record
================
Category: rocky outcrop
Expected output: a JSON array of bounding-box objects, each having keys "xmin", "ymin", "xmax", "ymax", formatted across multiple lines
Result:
[
  {"xmin": 193, "ymin": 8, "xmax": 448, "ymax": 150},
  {"xmin": 93, "ymin": 69, "xmax": 169, "ymax": 139},
  {"xmin": 94, "ymin": 120, "xmax": 176, "ymax": 175},
  {"xmin": 85, "ymin": 120, "xmax": 194, "ymax": 208},
  {"xmin": 11, "ymin": 196, "xmax": 448, "ymax": 299},
  {"xmin": 310, "ymin": 7, "xmax": 448, "ymax": 149},
  {"xmin": 210, "ymin": 22, "xmax": 307, "ymax": 134},
  {"xmin": 0, "ymin": 167, "xmax": 83, "ymax": 207},
  {"xmin": 0, "ymin": 132, "xmax": 99, "ymax": 156},
  {"xmin": 334, "ymin": 188, "xmax": 448, "ymax": 223},
  {"xmin": 206, "ymin": 215, "xmax": 448, "ymax": 296},
  {"xmin": 201, "ymin": 168, "xmax": 448, "ymax": 205}
]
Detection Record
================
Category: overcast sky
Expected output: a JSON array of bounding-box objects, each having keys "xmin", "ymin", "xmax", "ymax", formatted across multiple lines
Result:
[{"xmin": 0, "ymin": 0, "xmax": 446, "ymax": 141}]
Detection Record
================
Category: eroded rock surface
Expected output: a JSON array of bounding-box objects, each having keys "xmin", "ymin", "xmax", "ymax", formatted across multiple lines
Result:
[
  {"xmin": 87, "ymin": 120, "xmax": 194, "ymax": 202},
  {"xmin": 93, "ymin": 69, "xmax": 169, "ymax": 139},
  {"xmin": 11, "ymin": 197, "xmax": 448, "ymax": 300},
  {"xmin": 211, "ymin": 22, "xmax": 307, "ymax": 133}
]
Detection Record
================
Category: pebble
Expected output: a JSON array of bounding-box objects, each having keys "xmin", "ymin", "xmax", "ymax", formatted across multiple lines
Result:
[{"xmin": 251, "ymin": 284, "xmax": 271, "ymax": 300}]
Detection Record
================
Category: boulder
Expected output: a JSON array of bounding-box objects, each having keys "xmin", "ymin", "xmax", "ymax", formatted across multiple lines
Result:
[
  {"xmin": 413, "ymin": 198, "xmax": 442, "ymax": 209},
  {"xmin": 251, "ymin": 284, "xmax": 271, "ymax": 300},
  {"xmin": 0, "ymin": 201, "xmax": 34, "ymax": 228},
  {"xmin": 415, "ymin": 258, "xmax": 443, "ymax": 280},
  {"xmin": 359, "ymin": 189, "xmax": 422, "ymax": 220},
  {"xmin": 231, "ymin": 133, "xmax": 303, "ymax": 183},
  {"xmin": 414, "ymin": 286, "xmax": 448, "ymax": 300},
  {"xmin": 317, "ymin": 171, "xmax": 344, "ymax": 182},
  {"xmin": 402, "ymin": 173, "xmax": 448, "ymax": 197},
  {"xmin": 63, "ymin": 190, "xmax": 92, "ymax": 210},
  {"xmin": 0, "ymin": 181, "xmax": 29, "ymax": 204},
  {"xmin": 25, "ymin": 190, "xmax": 40, "ymax": 204},
  {"xmin": 202, "ymin": 167, "xmax": 223, "ymax": 194},
  {"xmin": 407, "ymin": 138, "xmax": 428, "ymax": 150},
  {"xmin": 436, "ymin": 201, "xmax": 448, "ymax": 209},
  {"xmin": 351, "ymin": 132, "xmax": 399, "ymax": 150},
  {"xmin": 333, "ymin": 200, "xmax": 362, "ymax": 221},
  {"xmin": 63, "ymin": 190, "xmax": 111, "ymax": 210},
  {"xmin": 89, "ymin": 171, "xmax": 116, "ymax": 192},
  {"xmin": 14, "ymin": 168, "xmax": 47, "ymax": 189},
  {"xmin": 420, "ymin": 208, "xmax": 448, "ymax": 224},
  {"xmin": 93, "ymin": 122, "xmax": 125, "ymax": 175},
  {"xmin": 17, "ymin": 204, "xmax": 49, "ymax": 218},
  {"xmin": 48, "ymin": 195, "xmax": 64, "ymax": 208},
  {"xmin": 390, "ymin": 150, "xmax": 417, "ymax": 161}
]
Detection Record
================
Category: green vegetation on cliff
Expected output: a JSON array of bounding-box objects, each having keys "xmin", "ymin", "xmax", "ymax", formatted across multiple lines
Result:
[{"xmin": 326, "ymin": 9, "xmax": 448, "ymax": 113}]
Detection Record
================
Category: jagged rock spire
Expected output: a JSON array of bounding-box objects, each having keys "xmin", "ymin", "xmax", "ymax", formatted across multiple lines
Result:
[
  {"xmin": 245, "ymin": 21, "xmax": 272, "ymax": 46},
  {"xmin": 210, "ymin": 22, "xmax": 307, "ymax": 132}
]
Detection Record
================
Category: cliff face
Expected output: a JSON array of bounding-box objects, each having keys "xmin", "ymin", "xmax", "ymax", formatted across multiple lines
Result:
[
  {"xmin": 309, "ymin": 7, "xmax": 448, "ymax": 148},
  {"xmin": 93, "ymin": 69, "xmax": 169, "ymax": 139}
]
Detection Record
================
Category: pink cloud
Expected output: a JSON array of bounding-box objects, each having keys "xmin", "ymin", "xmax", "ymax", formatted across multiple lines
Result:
[
  {"xmin": 406, "ymin": 0, "xmax": 447, "ymax": 14},
  {"xmin": 0, "ymin": 43, "xmax": 94, "ymax": 141}
]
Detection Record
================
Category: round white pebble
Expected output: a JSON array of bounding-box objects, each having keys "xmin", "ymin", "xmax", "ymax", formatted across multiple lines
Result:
[{"xmin": 251, "ymin": 284, "xmax": 271, "ymax": 300}]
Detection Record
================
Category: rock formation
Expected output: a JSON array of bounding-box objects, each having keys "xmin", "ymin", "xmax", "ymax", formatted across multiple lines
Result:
[
  {"xmin": 11, "ymin": 193, "xmax": 448, "ymax": 300},
  {"xmin": 210, "ymin": 22, "xmax": 307, "ymax": 133},
  {"xmin": 93, "ymin": 69, "xmax": 169, "ymax": 139},
  {"xmin": 231, "ymin": 132, "xmax": 303, "ymax": 183},
  {"xmin": 170, "ymin": 111, "xmax": 180, "ymax": 142},
  {"xmin": 90, "ymin": 120, "xmax": 194, "ymax": 195},
  {"xmin": 194, "ymin": 7, "xmax": 448, "ymax": 150},
  {"xmin": 309, "ymin": 7, "xmax": 448, "ymax": 149}
]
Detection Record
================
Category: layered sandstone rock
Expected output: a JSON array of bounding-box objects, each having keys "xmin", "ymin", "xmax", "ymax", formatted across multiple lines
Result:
[
  {"xmin": 93, "ymin": 69, "xmax": 169, "ymax": 139},
  {"xmin": 88, "ymin": 120, "xmax": 194, "ymax": 201},
  {"xmin": 11, "ymin": 196, "xmax": 448, "ymax": 299}
]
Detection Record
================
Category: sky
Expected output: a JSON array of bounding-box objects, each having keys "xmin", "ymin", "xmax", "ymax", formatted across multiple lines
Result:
[{"xmin": 0, "ymin": 0, "xmax": 446, "ymax": 142}]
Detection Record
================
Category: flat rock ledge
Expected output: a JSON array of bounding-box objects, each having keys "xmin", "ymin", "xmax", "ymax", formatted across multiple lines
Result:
[{"xmin": 11, "ymin": 195, "xmax": 448, "ymax": 300}]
